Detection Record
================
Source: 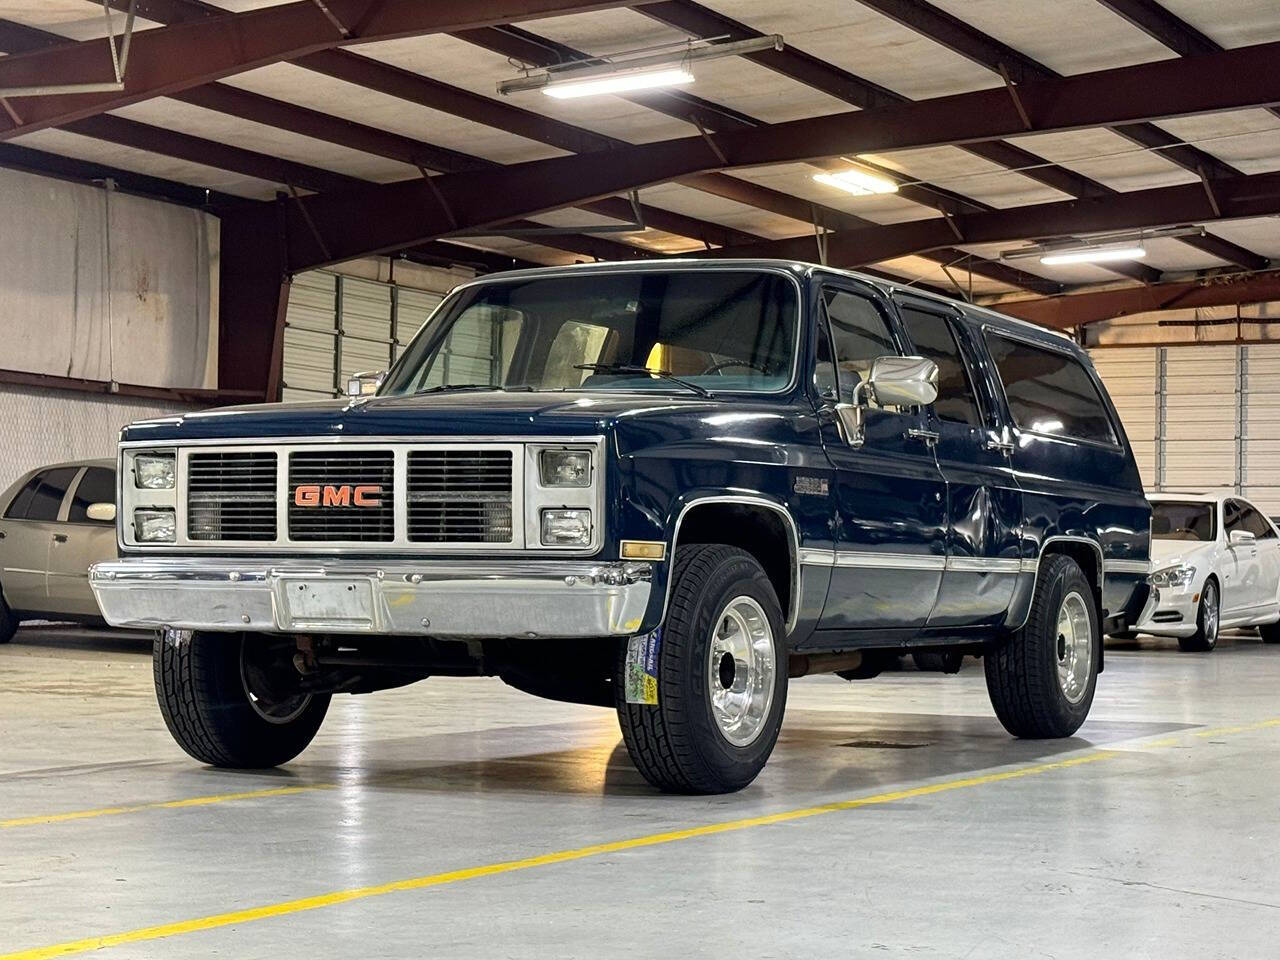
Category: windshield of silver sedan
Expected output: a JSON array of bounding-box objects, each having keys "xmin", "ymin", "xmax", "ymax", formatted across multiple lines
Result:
[
  {"xmin": 379, "ymin": 270, "xmax": 798, "ymax": 397},
  {"xmin": 1152, "ymin": 501, "xmax": 1216, "ymax": 542}
]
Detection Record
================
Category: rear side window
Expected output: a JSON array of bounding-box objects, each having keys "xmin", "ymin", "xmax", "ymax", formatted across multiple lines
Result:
[
  {"xmin": 983, "ymin": 333, "xmax": 1117, "ymax": 444},
  {"xmin": 67, "ymin": 468, "xmax": 117, "ymax": 524},
  {"xmin": 898, "ymin": 306, "xmax": 981, "ymax": 427},
  {"xmin": 4, "ymin": 467, "xmax": 79, "ymax": 522}
]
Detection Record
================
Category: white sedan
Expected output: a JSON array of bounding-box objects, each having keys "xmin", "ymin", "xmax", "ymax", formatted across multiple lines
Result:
[{"xmin": 1134, "ymin": 494, "xmax": 1280, "ymax": 651}]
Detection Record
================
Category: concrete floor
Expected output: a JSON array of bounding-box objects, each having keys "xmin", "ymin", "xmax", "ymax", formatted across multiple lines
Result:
[{"xmin": 2, "ymin": 627, "xmax": 1278, "ymax": 960}]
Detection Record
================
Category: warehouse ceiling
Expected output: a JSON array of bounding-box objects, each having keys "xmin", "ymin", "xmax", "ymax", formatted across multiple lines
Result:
[{"xmin": 1, "ymin": 0, "xmax": 1279, "ymax": 328}]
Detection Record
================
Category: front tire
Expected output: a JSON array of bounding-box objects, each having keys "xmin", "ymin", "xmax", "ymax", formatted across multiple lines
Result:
[
  {"xmin": 1178, "ymin": 579, "xmax": 1219, "ymax": 652},
  {"xmin": 615, "ymin": 545, "xmax": 788, "ymax": 794},
  {"xmin": 985, "ymin": 554, "xmax": 1099, "ymax": 738},
  {"xmin": 154, "ymin": 630, "xmax": 330, "ymax": 767},
  {"xmin": 1259, "ymin": 620, "xmax": 1280, "ymax": 644}
]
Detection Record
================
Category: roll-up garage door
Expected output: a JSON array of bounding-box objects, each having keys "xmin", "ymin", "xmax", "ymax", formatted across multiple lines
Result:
[
  {"xmin": 1089, "ymin": 348, "xmax": 1156, "ymax": 488},
  {"xmin": 1091, "ymin": 344, "xmax": 1280, "ymax": 515},
  {"xmin": 282, "ymin": 270, "xmax": 450, "ymax": 402}
]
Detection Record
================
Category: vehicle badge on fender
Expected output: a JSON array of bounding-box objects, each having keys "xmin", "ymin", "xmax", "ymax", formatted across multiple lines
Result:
[{"xmin": 293, "ymin": 484, "xmax": 383, "ymax": 508}]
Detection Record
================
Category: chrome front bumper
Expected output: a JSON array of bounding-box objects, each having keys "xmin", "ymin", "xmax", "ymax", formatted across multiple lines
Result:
[{"xmin": 89, "ymin": 558, "xmax": 653, "ymax": 639}]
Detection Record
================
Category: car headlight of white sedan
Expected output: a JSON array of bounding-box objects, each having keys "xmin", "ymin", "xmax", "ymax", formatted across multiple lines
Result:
[{"xmin": 1148, "ymin": 564, "xmax": 1196, "ymax": 589}]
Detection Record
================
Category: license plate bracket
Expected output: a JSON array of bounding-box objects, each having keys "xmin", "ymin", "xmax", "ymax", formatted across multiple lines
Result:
[{"xmin": 279, "ymin": 577, "xmax": 376, "ymax": 630}]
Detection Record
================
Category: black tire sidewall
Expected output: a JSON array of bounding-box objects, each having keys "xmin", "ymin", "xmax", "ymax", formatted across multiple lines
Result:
[
  {"xmin": 155, "ymin": 631, "xmax": 329, "ymax": 768},
  {"xmin": 1040, "ymin": 561, "xmax": 1098, "ymax": 732}
]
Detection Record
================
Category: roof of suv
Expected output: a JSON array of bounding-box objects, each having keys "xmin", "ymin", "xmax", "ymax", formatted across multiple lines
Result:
[{"xmin": 449, "ymin": 258, "xmax": 1076, "ymax": 351}]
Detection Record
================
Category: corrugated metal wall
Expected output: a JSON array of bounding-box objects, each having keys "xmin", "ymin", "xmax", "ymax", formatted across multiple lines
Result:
[
  {"xmin": 1091, "ymin": 344, "xmax": 1280, "ymax": 514},
  {"xmin": 282, "ymin": 264, "xmax": 468, "ymax": 401},
  {"xmin": 0, "ymin": 384, "xmax": 193, "ymax": 486}
]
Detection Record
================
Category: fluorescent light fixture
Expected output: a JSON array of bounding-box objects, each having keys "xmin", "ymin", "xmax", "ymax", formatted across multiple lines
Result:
[
  {"xmin": 543, "ymin": 67, "xmax": 694, "ymax": 99},
  {"xmin": 813, "ymin": 169, "xmax": 899, "ymax": 196},
  {"xmin": 498, "ymin": 35, "xmax": 782, "ymax": 99},
  {"xmin": 1039, "ymin": 246, "xmax": 1148, "ymax": 265}
]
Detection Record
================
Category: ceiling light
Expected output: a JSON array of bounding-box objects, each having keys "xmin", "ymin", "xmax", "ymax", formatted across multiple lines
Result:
[
  {"xmin": 1039, "ymin": 246, "xmax": 1148, "ymax": 265},
  {"xmin": 542, "ymin": 67, "xmax": 695, "ymax": 99},
  {"xmin": 497, "ymin": 35, "xmax": 782, "ymax": 99},
  {"xmin": 813, "ymin": 169, "xmax": 899, "ymax": 196}
]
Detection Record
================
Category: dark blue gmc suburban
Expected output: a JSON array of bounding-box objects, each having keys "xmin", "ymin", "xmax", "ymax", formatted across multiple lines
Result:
[{"xmin": 91, "ymin": 260, "xmax": 1151, "ymax": 794}]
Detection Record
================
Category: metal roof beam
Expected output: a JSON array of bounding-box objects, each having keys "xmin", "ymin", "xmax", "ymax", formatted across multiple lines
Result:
[
  {"xmin": 709, "ymin": 171, "xmax": 1280, "ymax": 269},
  {"xmin": 854, "ymin": 0, "xmax": 1270, "ymax": 270},
  {"xmin": 253, "ymin": 40, "xmax": 1280, "ymax": 271},
  {"xmin": 999, "ymin": 270, "xmax": 1280, "ymax": 329},
  {"xmin": 0, "ymin": 0, "xmax": 638, "ymax": 139}
]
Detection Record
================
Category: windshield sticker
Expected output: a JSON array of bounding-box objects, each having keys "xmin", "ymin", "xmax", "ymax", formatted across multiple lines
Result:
[{"xmin": 624, "ymin": 629, "xmax": 662, "ymax": 705}]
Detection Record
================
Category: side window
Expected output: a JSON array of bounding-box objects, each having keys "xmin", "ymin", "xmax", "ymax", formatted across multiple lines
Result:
[
  {"xmin": 4, "ymin": 476, "xmax": 41, "ymax": 520},
  {"xmin": 1224, "ymin": 499, "xmax": 1242, "ymax": 533},
  {"xmin": 983, "ymin": 333, "xmax": 1117, "ymax": 444},
  {"xmin": 10, "ymin": 467, "xmax": 79, "ymax": 522},
  {"xmin": 67, "ymin": 468, "xmax": 117, "ymax": 524},
  {"xmin": 821, "ymin": 288, "xmax": 899, "ymax": 405},
  {"xmin": 897, "ymin": 306, "xmax": 981, "ymax": 427},
  {"xmin": 1238, "ymin": 502, "xmax": 1275, "ymax": 539}
]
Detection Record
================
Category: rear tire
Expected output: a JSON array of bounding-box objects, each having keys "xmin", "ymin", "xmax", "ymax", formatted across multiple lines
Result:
[
  {"xmin": 1258, "ymin": 619, "xmax": 1280, "ymax": 644},
  {"xmin": 985, "ymin": 554, "xmax": 1099, "ymax": 739},
  {"xmin": 1178, "ymin": 579, "xmax": 1219, "ymax": 652},
  {"xmin": 912, "ymin": 650, "xmax": 963, "ymax": 673},
  {"xmin": 0, "ymin": 591, "xmax": 16, "ymax": 644},
  {"xmin": 615, "ymin": 545, "xmax": 787, "ymax": 794},
  {"xmin": 154, "ymin": 630, "xmax": 330, "ymax": 767}
]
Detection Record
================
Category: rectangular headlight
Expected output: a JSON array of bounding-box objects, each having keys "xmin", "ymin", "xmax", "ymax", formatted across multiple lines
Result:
[
  {"xmin": 133, "ymin": 452, "xmax": 176, "ymax": 490},
  {"xmin": 133, "ymin": 508, "xmax": 176, "ymax": 542},
  {"xmin": 539, "ymin": 448, "xmax": 591, "ymax": 487},
  {"xmin": 541, "ymin": 508, "xmax": 592, "ymax": 546}
]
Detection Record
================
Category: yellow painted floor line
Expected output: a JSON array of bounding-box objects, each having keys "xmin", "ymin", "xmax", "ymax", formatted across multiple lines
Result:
[
  {"xmin": 0, "ymin": 784, "xmax": 333, "ymax": 830},
  {"xmin": 0, "ymin": 750, "xmax": 1120, "ymax": 960},
  {"xmin": 5, "ymin": 718, "xmax": 1275, "ymax": 960}
]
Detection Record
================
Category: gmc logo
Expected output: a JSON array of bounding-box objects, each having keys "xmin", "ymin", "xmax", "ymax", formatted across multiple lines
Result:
[{"xmin": 293, "ymin": 484, "xmax": 383, "ymax": 508}]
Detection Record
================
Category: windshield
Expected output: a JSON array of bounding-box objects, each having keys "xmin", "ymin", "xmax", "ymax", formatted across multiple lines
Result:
[
  {"xmin": 380, "ymin": 270, "xmax": 798, "ymax": 397},
  {"xmin": 1151, "ymin": 501, "xmax": 1216, "ymax": 542}
]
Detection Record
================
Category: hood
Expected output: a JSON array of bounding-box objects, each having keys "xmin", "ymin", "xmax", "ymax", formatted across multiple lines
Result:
[
  {"xmin": 1149, "ymin": 537, "xmax": 1215, "ymax": 568},
  {"xmin": 121, "ymin": 390, "xmax": 724, "ymax": 444}
]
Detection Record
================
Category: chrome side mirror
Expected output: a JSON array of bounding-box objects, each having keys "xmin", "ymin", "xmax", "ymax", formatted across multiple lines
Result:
[
  {"xmin": 1230, "ymin": 529, "xmax": 1257, "ymax": 547},
  {"xmin": 837, "ymin": 355, "xmax": 939, "ymax": 447},
  {"xmin": 346, "ymin": 370, "xmax": 385, "ymax": 397},
  {"xmin": 86, "ymin": 502, "xmax": 117, "ymax": 523},
  {"xmin": 868, "ymin": 355, "xmax": 939, "ymax": 407}
]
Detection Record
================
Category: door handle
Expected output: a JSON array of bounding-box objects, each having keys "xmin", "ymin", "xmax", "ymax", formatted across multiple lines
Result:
[
  {"xmin": 52, "ymin": 533, "xmax": 68, "ymax": 543},
  {"xmin": 906, "ymin": 427, "xmax": 940, "ymax": 446},
  {"xmin": 984, "ymin": 437, "xmax": 1015, "ymax": 455}
]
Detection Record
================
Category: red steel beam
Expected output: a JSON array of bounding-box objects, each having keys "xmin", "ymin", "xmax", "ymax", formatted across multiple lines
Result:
[
  {"xmin": 638, "ymin": 1, "xmax": 1156, "ymax": 285},
  {"xmin": 999, "ymin": 271, "xmax": 1280, "ymax": 329},
  {"xmin": 251, "ymin": 41, "xmax": 1280, "ymax": 271},
  {"xmin": 854, "ymin": 0, "xmax": 1268, "ymax": 270},
  {"xmin": 709, "ymin": 171, "xmax": 1280, "ymax": 267},
  {"xmin": 0, "ymin": 0, "xmax": 638, "ymax": 140}
]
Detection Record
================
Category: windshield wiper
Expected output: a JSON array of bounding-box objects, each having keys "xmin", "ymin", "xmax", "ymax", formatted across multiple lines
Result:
[
  {"xmin": 411, "ymin": 383, "xmax": 534, "ymax": 397},
  {"xmin": 574, "ymin": 363, "xmax": 712, "ymax": 398}
]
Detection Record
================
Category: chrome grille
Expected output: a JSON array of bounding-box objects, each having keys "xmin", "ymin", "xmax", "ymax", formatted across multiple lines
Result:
[
  {"xmin": 288, "ymin": 451, "xmax": 394, "ymax": 542},
  {"xmin": 187, "ymin": 452, "xmax": 277, "ymax": 541},
  {"xmin": 407, "ymin": 450, "xmax": 513, "ymax": 543}
]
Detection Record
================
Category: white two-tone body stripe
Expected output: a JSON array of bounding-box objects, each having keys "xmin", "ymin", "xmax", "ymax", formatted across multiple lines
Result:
[{"xmin": 798, "ymin": 550, "xmax": 1026, "ymax": 574}]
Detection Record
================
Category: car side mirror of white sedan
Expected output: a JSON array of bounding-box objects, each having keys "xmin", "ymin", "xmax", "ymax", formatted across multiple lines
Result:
[
  {"xmin": 1230, "ymin": 529, "xmax": 1256, "ymax": 547},
  {"xmin": 86, "ymin": 502, "xmax": 117, "ymax": 523}
]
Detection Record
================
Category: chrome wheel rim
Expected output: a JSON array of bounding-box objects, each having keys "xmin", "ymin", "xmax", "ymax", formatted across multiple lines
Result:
[
  {"xmin": 1202, "ymin": 581, "xmax": 1219, "ymax": 643},
  {"xmin": 707, "ymin": 596, "xmax": 776, "ymax": 747},
  {"xmin": 1055, "ymin": 590, "xmax": 1093, "ymax": 705},
  {"xmin": 240, "ymin": 642, "xmax": 312, "ymax": 725}
]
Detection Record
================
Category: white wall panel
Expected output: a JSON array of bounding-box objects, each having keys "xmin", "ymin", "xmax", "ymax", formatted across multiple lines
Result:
[{"xmin": 0, "ymin": 167, "xmax": 218, "ymax": 390}]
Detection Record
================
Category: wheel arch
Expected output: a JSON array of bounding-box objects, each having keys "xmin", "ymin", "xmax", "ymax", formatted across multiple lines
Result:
[
  {"xmin": 671, "ymin": 495, "xmax": 799, "ymax": 634},
  {"xmin": 1006, "ymin": 535, "xmax": 1104, "ymax": 634}
]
